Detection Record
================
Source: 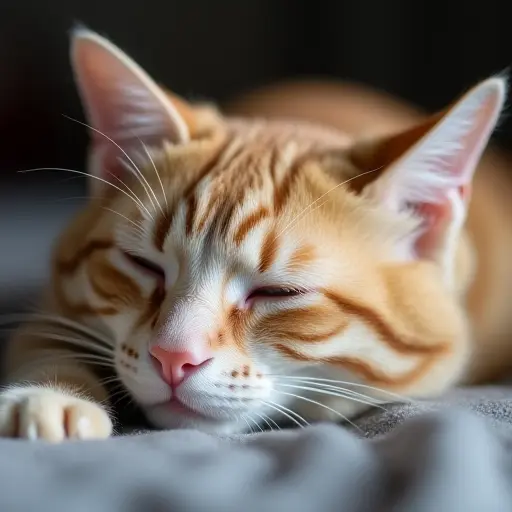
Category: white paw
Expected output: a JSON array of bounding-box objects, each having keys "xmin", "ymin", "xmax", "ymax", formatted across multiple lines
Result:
[{"xmin": 0, "ymin": 386, "xmax": 113, "ymax": 442}]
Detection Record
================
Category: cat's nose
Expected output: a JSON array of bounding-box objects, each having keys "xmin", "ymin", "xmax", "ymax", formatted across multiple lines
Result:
[{"xmin": 149, "ymin": 346, "xmax": 213, "ymax": 389}]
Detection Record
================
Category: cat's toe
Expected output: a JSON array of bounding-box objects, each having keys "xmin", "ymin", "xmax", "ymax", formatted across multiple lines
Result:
[{"xmin": 0, "ymin": 386, "xmax": 113, "ymax": 442}]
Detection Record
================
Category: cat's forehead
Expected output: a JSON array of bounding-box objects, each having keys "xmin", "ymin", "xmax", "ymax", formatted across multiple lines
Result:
[
  {"xmin": 162, "ymin": 118, "xmax": 353, "ymax": 207},
  {"xmin": 177, "ymin": 119, "xmax": 353, "ymax": 226},
  {"xmin": 108, "ymin": 117, "xmax": 394, "ymax": 264}
]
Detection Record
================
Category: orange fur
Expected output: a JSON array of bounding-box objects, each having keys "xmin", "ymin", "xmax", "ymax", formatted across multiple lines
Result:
[
  {"xmin": 226, "ymin": 80, "xmax": 512, "ymax": 384},
  {"xmin": 1, "ymin": 30, "xmax": 509, "ymax": 441}
]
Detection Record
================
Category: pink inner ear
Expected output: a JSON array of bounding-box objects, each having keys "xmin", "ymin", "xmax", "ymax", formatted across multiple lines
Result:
[
  {"xmin": 414, "ymin": 200, "xmax": 452, "ymax": 258},
  {"xmin": 414, "ymin": 182, "xmax": 470, "ymax": 259}
]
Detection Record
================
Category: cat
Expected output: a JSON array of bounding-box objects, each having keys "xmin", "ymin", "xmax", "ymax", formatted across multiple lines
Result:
[{"xmin": 0, "ymin": 27, "xmax": 509, "ymax": 441}]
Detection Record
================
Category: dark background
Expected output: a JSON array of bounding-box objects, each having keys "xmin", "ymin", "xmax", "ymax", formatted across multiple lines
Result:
[{"xmin": 0, "ymin": 0, "xmax": 510, "ymax": 310}]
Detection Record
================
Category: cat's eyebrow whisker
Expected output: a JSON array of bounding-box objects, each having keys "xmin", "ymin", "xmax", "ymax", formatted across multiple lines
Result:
[
  {"xmin": 140, "ymin": 140, "xmax": 169, "ymax": 211},
  {"xmin": 275, "ymin": 166, "xmax": 383, "ymax": 241},
  {"xmin": 117, "ymin": 158, "xmax": 159, "ymax": 217},
  {"xmin": 272, "ymin": 375, "xmax": 416, "ymax": 404},
  {"xmin": 62, "ymin": 114, "xmax": 159, "ymax": 218},
  {"xmin": 103, "ymin": 207, "xmax": 146, "ymax": 234},
  {"xmin": 18, "ymin": 167, "xmax": 153, "ymax": 219},
  {"xmin": 273, "ymin": 382, "xmax": 386, "ymax": 411},
  {"xmin": 261, "ymin": 399, "xmax": 309, "ymax": 428},
  {"xmin": 105, "ymin": 168, "xmax": 148, "ymax": 218},
  {"xmin": 273, "ymin": 389, "xmax": 362, "ymax": 432}
]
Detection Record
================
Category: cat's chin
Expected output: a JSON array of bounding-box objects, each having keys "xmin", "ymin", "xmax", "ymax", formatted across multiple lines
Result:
[{"xmin": 143, "ymin": 403, "xmax": 248, "ymax": 435}]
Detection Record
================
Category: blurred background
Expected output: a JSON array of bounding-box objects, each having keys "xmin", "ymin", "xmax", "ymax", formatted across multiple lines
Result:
[{"xmin": 0, "ymin": 0, "xmax": 511, "ymax": 312}]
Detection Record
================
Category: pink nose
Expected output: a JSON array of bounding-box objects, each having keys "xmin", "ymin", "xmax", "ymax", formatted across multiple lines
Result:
[{"xmin": 149, "ymin": 346, "xmax": 213, "ymax": 389}]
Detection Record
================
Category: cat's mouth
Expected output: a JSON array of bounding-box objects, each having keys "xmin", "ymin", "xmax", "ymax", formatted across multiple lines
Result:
[{"xmin": 154, "ymin": 397, "xmax": 212, "ymax": 420}]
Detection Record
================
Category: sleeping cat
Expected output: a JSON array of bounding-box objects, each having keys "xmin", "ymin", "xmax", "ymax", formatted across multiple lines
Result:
[{"xmin": 0, "ymin": 28, "xmax": 509, "ymax": 441}]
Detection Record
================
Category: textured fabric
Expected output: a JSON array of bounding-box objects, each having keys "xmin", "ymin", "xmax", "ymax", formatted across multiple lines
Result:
[
  {"xmin": 1, "ymin": 388, "xmax": 512, "ymax": 511},
  {"xmin": 354, "ymin": 385, "xmax": 512, "ymax": 437}
]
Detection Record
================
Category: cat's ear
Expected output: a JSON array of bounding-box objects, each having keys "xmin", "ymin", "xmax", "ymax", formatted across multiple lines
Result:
[
  {"xmin": 349, "ymin": 77, "xmax": 506, "ymax": 281},
  {"xmin": 71, "ymin": 28, "xmax": 193, "ymax": 190}
]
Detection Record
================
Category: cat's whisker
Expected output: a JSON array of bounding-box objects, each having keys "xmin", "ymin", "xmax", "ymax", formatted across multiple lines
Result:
[
  {"xmin": 117, "ymin": 158, "xmax": 159, "ymax": 216},
  {"xmin": 11, "ymin": 355, "xmax": 116, "ymax": 381},
  {"xmin": 36, "ymin": 352, "xmax": 115, "ymax": 366},
  {"xmin": 107, "ymin": 385, "xmax": 134, "ymax": 405},
  {"xmin": 273, "ymin": 389, "xmax": 362, "ymax": 432},
  {"xmin": 272, "ymin": 375, "xmax": 416, "ymax": 404},
  {"xmin": 0, "ymin": 313, "xmax": 114, "ymax": 350},
  {"xmin": 261, "ymin": 399, "xmax": 308, "ymax": 428},
  {"xmin": 241, "ymin": 415, "xmax": 255, "ymax": 434},
  {"xmin": 264, "ymin": 412, "xmax": 281, "ymax": 431},
  {"xmin": 96, "ymin": 375, "xmax": 124, "ymax": 388},
  {"xmin": 34, "ymin": 332, "xmax": 114, "ymax": 357},
  {"xmin": 275, "ymin": 166, "xmax": 383, "ymax": 241},
  {"xmin": 31, "ymin": 314, "xmax": 113, "ymax": 347},
  {"xmin": 255, "ymin": 411, "xmax": 280, "ymax": 431},
  {"xmin": 103, "ymin": 207, "xmax": 146, "ymax": 234},
  {"xmin": 140, "ymin": 140, "xmax": 169, "ymax": 210},
  {"xmin": 127, "ymin": 144, "xmax": 165, "ymax": 216},
  {"xmin": 62, "ymin": 115, "xmax": 157, "ymax": 219},
  {"xmin": 245, "ymin": 414, "xmax": 264, "ymax": 433},
  {"xmin": 105, "ymin": 168, "xmax": 149, "ymax": 218},
  {"xmin": 18, "ymin": 167, "xmax": 152, "ymax": 219},
  {"xmin": 273, "ymin": 382, "xmax": 386, "ymax": 411},
  {"xmin": 274, "ymin": 377, "xmax": 388, "ymax": 405}
]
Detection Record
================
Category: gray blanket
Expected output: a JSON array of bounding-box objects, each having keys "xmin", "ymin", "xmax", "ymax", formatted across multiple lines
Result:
[{"xmin": 1, "ymin": 386, "xmax": 512, "ymax": 512}]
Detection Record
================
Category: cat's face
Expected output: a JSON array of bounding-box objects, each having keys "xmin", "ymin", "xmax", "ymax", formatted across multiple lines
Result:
[{"xmin": 55, "ymin": 29, "xmax": 505, "ymax": 433}]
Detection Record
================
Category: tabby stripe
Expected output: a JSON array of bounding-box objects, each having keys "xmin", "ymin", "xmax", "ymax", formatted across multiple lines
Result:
[
  {"xmin": 182, "ymin": 139, "xmax": 231, "ymax": 198},
  {"xmin": 154, "ymin": 212, "xmax": 173, "ymax": 252},
  {"xmin": 88, "ymin": 260, "xmax": 143, "ymax": 307},
  {"xmin": 258, "ymin": 229, "xmax": 279, "ymax": 273},
  {"xmin": 275, "ymin": 344, "xmax": 436, "ymax": 386},
  {"xmin": 269, "ymin": 146, "xmax": 280, "ymax": 182},
  {"xmin": 324, "ymin": 290, "xmax": 448, "ymax": 355},
  {"xmin": 196, "ymin": 197, "xmax": 221, "ymax": 234},
  {"xmin": 57, "ymin": 240, "xmax": 112, "ymax": 274},
  {"xmin": 54, "ymin": 283, "xmax": 118, "ymax": 317},
  {"xmin": 137, "ymin": 285, "xmax": 166, "ymax": 328},
  {"xmin": 287, "ymin": 245, "xmax": 315, "ymax": 271},
  {"xmin": 263, "ymin": 307, "xmax": 348, "ymax": 342},
  {"xmin": 152, "ymin": 139, "xmax": 231, "ymax": 248},
  {"xmin": 273, "ymin": 158, "xmax": 303, "ymax": 214},
  {"xmin": 272, "ymin": 325, "xmax": 347, "ymax": 343},
  {"xmin": 226, "ymin": 307, "xmax": 249, "ymax": 352},
  {"xmin": 185, "ymin": 194, "xmax": 197, "ymax": 236},
  {"xmin": 233, "ymin": 207, "xmax": 270, "ymax": 246}
]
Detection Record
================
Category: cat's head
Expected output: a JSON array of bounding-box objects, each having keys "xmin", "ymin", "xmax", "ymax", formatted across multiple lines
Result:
[{"xmin": 57, "ymin": 29, "xmax": 506, "ymax": 433}]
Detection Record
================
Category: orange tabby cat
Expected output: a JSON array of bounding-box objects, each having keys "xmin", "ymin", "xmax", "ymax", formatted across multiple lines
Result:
[{"xmin": 0, "ymin": 29, "xmax": 509, "ymax": 441}]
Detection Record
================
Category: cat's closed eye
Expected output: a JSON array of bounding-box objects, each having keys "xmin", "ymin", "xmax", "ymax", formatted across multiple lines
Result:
[
  {"xmin": 246, "ymin": 287, "xmax": 305, "ymax": 302},
  {"xmin": 123, "ymin": 251, "xmax": 165, "ymax": 280}
]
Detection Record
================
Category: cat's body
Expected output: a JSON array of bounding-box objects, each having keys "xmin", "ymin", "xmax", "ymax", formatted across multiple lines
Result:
[{"xmin": 0, "ymin": 29, "xmax": 510, "ymax": 441}]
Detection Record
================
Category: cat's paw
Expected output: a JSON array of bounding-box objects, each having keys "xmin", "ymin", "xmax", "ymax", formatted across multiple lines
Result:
[{"xmin": 0, "ymin": 386, "xmax": 113, "ymax": 442}]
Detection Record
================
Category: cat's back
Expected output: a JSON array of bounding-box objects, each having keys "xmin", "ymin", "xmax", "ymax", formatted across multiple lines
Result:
[{"xmin": 226, "ymin": 80, "xmax": 512, "ymax": 383}]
